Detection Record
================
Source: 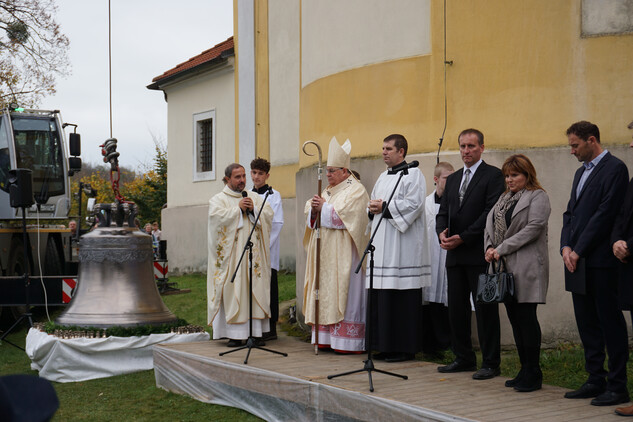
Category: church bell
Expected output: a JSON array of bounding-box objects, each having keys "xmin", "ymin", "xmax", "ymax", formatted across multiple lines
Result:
[{"xmin": 56, "ymin": 202, "xmax": 177, "ymax": 328}]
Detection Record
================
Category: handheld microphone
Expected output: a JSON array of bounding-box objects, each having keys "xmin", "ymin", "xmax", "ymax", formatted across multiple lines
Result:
[
  {"xmin": 406, "ymin": 160, "xmax": 420, "ymax": 169},
  {"xmin": 241, "ymin": 191, "xmax": 253, "ymax": 215},
  {"xmin": 267, "ymin": 186, "xmax": 274, "ymax": 195}
]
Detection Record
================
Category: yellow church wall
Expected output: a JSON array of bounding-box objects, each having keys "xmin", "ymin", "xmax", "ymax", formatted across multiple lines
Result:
[{"xmin": 299, "ymin": 0, "xmax": 633, "ymax": 168}]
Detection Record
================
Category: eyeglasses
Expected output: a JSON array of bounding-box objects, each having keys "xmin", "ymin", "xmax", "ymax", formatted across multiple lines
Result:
[{"xmin": 326, "ymin": 168, "xmax": 343, "ymax": 174}]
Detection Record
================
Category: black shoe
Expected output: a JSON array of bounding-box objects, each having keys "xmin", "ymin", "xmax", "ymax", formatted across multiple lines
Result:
[
  {"xmin": 262, "ymin": 331, "xmax": 277, "ymax": 341},
  {"xmin": 385, "ymin": 353, "xmax": 414, "ymax": 363},
  {"xmin": 514, "ymin": 368, "xmax": 542, "ymax": 392},
  {"xmin": 252, "ymin": 337, "xmax": 266, "ymax": 347},
  {"xmin": 437, "ymin": 361, "xmax": 477, "ymax": 373},
  {"xmin": 472, "ymin": 367, "xmax": 501, "ymax": 380},
  {"xmin": 564, "ymin": 382, "xmax": 606, "ymax": 399},
  {"xmin": 226, "ymin": 339, "xmax": 242, "ymax": 347},
  {"xmin": 591, "ymin": 391, "xmax": 630, "ymax": 406},
  {"xmin": 505, "ymin": 368, "xmax": 525, "ymax": 388}
]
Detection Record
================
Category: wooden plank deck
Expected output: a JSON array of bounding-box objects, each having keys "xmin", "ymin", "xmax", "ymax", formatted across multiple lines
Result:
[{"xmin": 153, "ymin": 333, "xmax": 626, "ymax": 421}]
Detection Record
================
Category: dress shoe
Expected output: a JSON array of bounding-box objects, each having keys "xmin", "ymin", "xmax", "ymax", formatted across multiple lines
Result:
[
  {"xmin": 505, "ymin": 368, "xmax": 525, "ymax": 388},
  {"xmin": 252, "ymin": 337, "xmax": 266, "ymax": 347},
  {"xmin": 615, "ymin": 404, "xmax": 633, "ymax": 416},
  {"xmin": 591, "ymin": 391, "xmax": 630, "ymax": 406},
  {"xmin": 226, "ymin": 339, "xmax": 243, "ymax": 347},
  {"xmin": 564, "ymin": 382, "xmax": 605, "ymax": 399},
  {"xmin": 472, "ymin": 367, "xmax": 501, "ymax": 380},
  {"xmin": 437, "ymin": 361, "xmax": 477, "ymax": 373},
  {"xmin": 513, "ymin": 368, "xmax": 542, "ymax": 392},
  {"xmin": 262, "ymin": 331, "xmax": 277, "ymax": 341},
  {"xmin": 385, "ymin": 353, "xmax": 414, "ymax": 363}
]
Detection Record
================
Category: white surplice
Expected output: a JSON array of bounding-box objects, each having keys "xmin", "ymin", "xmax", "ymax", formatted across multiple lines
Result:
[
  {"xmin": 367, "ymin": 166, "xmax": 431, "ymax": 290},
  {"xmin": 423, "ymin": 190, "xmax": 448, "ymax": 306}
]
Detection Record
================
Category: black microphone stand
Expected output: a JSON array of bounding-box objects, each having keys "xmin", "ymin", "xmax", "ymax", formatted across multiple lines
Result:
[
  {"xmin": 220, "ymin": 189, "xmax": 287, "ymax": 364},
  {"xmin": 327, "ymin": 166, "xmax": 409, "ymax": 392}
]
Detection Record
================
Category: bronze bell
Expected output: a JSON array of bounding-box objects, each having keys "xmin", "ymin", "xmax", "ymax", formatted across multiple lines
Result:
[{"xmin": 56, "ymin": 203, "xmax": 177, "ymax": 328}]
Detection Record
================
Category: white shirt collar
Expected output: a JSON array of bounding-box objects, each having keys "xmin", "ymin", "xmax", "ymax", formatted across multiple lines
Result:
[{"xmin": 463, "ymin": 159, "xmax": 483, "ymax": 175}]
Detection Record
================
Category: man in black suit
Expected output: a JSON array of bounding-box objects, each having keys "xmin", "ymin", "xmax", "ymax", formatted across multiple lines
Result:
[
  {"xmin": 561, "ymin": 121, "xmax": 630, "ymax": 406},
  {"xmin": 436, "ymin": 128, "xmax": 505, "ymax": 380},
  {"xmin": 613, "ymin": 120, "xmax": 633, "ymax": 417}
]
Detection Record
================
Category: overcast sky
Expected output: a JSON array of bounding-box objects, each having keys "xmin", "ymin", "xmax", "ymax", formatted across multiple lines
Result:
[{"xmin": 39, "ymin": 0, "xmax": 233, "ymax": 170}]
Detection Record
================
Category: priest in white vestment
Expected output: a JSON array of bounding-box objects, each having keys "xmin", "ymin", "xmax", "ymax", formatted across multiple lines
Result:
[
  {"xmin": 422, "ymin": 162, "xmax": 454, "ymax": 355},
  {"xmin": 303, "ymin": 137, "xmax": 370, "ymax": 352},
  {"xmin": 207, "ymin": 163, "xmax": 273, "ymax": 346},
  {"xmin": 367, "ymin": 134, "xmax": 431, "ymax": 362}
]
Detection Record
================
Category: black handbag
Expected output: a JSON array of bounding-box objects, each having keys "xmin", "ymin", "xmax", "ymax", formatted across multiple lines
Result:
[{"xmin": 476, "ymin": 258, "xmax": 515, "ymax": 304}]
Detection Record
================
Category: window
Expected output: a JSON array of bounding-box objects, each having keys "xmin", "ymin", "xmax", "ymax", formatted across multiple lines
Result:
[
  {"xmin": 193, "ymin": 110, "xmax": 215, "ymax": 181},
  {"xmin": 11, "ymin": 116, "xmax": 64, "ymax": 199}
]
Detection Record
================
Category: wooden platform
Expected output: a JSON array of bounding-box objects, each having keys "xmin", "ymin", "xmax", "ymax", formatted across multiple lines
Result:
[{"xmin": 153, "ymin": 333, "xmax": 625, "ymax": 421}]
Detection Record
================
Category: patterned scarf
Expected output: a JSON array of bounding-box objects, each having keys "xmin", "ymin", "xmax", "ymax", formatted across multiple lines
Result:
[{"xmin": 492, "ymin": 189, "xmax": 525, "ymax": 247}]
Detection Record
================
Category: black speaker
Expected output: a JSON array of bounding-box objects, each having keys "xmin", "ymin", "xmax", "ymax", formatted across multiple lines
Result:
[{"xmin": 8, "ymin": 169, "xmax": 34, "ymax": 208}]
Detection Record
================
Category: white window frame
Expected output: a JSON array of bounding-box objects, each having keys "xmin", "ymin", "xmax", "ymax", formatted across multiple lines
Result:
[{"xmin": 192, "ymin": 110, "xmax": 216, "ymax": 182}]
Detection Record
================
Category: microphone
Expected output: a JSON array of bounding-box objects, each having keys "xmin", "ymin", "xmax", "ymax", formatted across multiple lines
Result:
[
  {"xmin": 267, "ymin": 186, "xmax": 273, "ymax": 195},
  {"xmin": 241, "ymin": 191, "xmax": 253, "ymax": 215},
  {"xmin": 406, "ymin": 160, "xmax": 420, "ymax": 169}
]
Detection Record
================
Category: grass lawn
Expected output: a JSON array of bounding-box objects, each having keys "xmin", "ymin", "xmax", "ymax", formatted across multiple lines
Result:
[
  {"xmin": 0, "ymin": 274, "xmax": 269, "ymax": 422},
  {"xmin": 2, "ymin": 271, "xmax": 632, "ymax": 420}
]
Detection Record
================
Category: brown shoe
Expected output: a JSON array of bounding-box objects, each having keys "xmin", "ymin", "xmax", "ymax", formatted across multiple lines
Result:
[{"xmin": 615, "ymin": 404, "xmax": 633, "ymax": 417}]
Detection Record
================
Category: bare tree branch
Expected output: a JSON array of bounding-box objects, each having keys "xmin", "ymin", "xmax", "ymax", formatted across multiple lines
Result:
[{"xmin": 0, "ymin": 0, "xmax": 70, "ymax": 107}]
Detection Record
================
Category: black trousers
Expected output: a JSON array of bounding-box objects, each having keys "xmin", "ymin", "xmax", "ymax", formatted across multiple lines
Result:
[
  {"xmin": 269, "ymin": 269, "xmax": 278, "ymax": 329},
  {"xmin": 367, "ymin": 289, "xmax": 423, "ymax": 355},
  {"xmin": 572, "ymin": 267, "xmax": 629, "ymax": 393},
  {"xmin": 447, "ymin": 265, "xmax": 500, "ymax": 368},
  {"xmin": 421, "ymin": 302, "xmax": 451, "ymax": 353},
  {"xmin": 504, "ymin": 302, "xmax": 541, "ymax": 368}
]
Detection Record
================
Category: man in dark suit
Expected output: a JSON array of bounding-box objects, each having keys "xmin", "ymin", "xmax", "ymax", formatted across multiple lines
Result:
[
  {"xmin": 561, "ymin": 120, "xmax": 629, "ymax": 406},
  {"xmin": 436, "ymin": 128, "xmax": 505, "ymax": 380},
  {"xmin": 613, "ymin": 120, "xmax": 633, "ymax": 417}
]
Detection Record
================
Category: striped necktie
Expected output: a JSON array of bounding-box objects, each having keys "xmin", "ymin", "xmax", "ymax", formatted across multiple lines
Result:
[{"xmin": 459, "ymin": 169, "xmax": 471, "ymax": 205}]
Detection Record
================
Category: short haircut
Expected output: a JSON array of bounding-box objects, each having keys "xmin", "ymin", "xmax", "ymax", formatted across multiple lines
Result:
[
  {"xmin": 458, "ymin": 128, "xmax": 484, "ymax": 146},
  {"xmin": 501, "ymin": 154, "xmax": 544, "ymax": 191},
  {"xmin": 223, "ymin": 163, "xmax": 244, "ymax": 184},
  {"xmin": 566, "ymin": 121, "xmax": 600, "ymax": 143},
  {"xmin": 250, "ymin": 157, "xmax": 271, "ymax": 173},
  {"xmin": 434, "ymin": 161, "xmax": 454, "ymax": 178},
  {"xmin": 383, "ymin": 134, "xmax": 408, "ymax": 157},
  {"xmin": 628, "ymin": 120, "xmax": 633, "ymax": 130}
]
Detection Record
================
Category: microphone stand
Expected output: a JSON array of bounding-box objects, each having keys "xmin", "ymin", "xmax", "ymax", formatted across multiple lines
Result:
[
  {"xmin": 220, "ymin": 188, "xmax": 288, "ymax": 364},
  {"xmin": 327, "ymin": 166, "xmax": 409, "ymax": 392}
]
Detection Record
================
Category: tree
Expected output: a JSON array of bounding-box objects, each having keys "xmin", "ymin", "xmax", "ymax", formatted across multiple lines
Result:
[
  {"xmin": 0, "ymin": 0, "xmax": 70, "ymax": 107},
  {"xmin": 125, "ymin": 143, "xmax": 167, "ymax": 226},
  {"xmin": 69, "ymin": 143, "xmax": 167, "ymax": 228}
]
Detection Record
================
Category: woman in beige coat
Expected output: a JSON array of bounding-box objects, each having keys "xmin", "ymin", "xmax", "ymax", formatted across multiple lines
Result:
[{"xmin": 484, "ymin": 154, "xmax": 550, "ymax": 393}]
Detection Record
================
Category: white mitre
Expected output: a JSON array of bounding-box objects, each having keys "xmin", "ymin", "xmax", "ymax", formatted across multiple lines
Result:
[{"xmin": 326, "ymin": 136, "xmax": 351, "ymax": 169}]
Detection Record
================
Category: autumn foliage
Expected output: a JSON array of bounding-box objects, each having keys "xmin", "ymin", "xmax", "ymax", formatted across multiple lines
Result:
[{"xmin": 70, "ymin": 145, "xmax": 167, "ymax": 227}]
